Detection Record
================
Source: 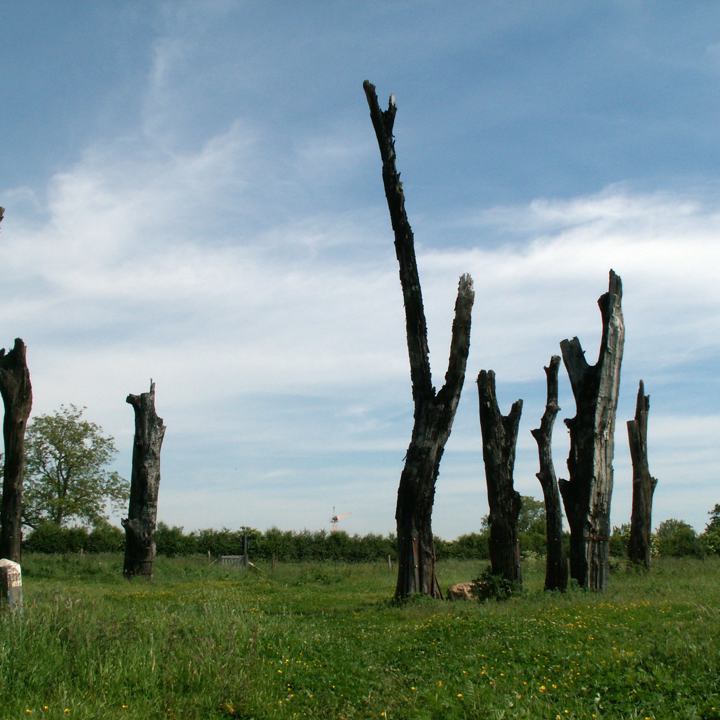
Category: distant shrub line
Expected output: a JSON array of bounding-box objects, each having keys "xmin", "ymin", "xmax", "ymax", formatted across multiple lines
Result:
[
  {"xmin": 22, "ymin": 522, "xmax": 499, "ymax": 560},
  {"xmin": 22, "ymin": 518, "xmax": 719, "ymax": 560}
]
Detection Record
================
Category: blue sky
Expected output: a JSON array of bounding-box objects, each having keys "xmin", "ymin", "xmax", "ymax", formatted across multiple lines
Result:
[{"xmin": 1, "ymin": 2, "xmax": 718, "ymax": 537}]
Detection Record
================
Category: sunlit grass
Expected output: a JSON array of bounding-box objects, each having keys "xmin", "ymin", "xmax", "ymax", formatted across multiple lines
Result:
[{"xmin": 2, "ymin": 556, "xmax": 719, "ymax": 719}]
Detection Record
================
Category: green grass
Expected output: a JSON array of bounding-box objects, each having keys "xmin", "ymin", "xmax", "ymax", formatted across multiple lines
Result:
[{"xmin": 2, "ymin": 556, "xmax": 719, "ymax": 720}]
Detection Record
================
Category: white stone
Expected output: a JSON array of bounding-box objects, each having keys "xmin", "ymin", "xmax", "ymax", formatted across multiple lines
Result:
[{"xmin": 0, "ymin": 558, "xmax": 23, "ymax": 608}]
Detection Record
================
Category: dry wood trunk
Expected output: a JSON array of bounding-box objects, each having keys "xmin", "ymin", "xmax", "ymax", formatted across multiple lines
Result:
[
  {"xmin": 627, "ymin": 380, "xmax": 657, "ymax": 569},
  {"xmin": 559, "ymin": 270, "xmax": 624, "ymax": 591},
  {"xmin": 530, "ymin": 356, "xmax": 568, "ymax": 591},
  {"xmin": 0, "ymin": 338, "xmax": 32, "ymax": 563},
  {"xmin": 364, "ymin": 80, "xmax": 474, "ymax": 600},
  {"xmin": 477, "ymin": 370, "xmax": 523, "ymax": 585},
  {"xmin": 122, "ymin": 381, "xmax": 166, "ymax": 579}
]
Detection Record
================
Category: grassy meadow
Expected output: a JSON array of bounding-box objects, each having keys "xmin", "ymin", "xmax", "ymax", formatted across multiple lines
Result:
[{"xmin": 1, "ymin": 555, "xmax": 719, "ymax": 720}]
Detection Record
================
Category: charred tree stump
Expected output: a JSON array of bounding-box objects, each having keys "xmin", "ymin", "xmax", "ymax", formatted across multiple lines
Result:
[
  {"xmin": 364, "ymin": 80, "xmax": 475, "ymax": 600},
  {"xmin": 627, "ymin": 380, "xmax": 657, "ymax": 569},
  {"xmin": 559, "ymin": 270, "xmax": 624, "ymax": 591},
  {"xmin": 122, "ymin": 381, "xmax": 166, "ymax": 579},
  {"xmin": 0, "ymin": 338, "xmax": 33, "ymax": 563},
  {"xmin": 530, "ymin": 356, "xmax": 568, "ymax": 591},
  {"xmin": 477, "ymin": 370, "xmax": 523, "ymax": 586}
]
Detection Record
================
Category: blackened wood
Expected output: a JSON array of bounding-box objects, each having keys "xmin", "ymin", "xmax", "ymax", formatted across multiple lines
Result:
[
  {"xmin": 364, "ymin": 80, "xmax": 475, "ymax": 599},
  {"xmin": 627, "ymin": 380, "xmax": 657, "ymax": 569},
  {"xmin": 530, "ymin": 356, "xmax": 568, "ymax": 591},
  {"xmin": 122, "ymin": 381, "xmax": 166, "ymax": 579},
  {"xmin": 477, "ymin": 370, "xmax": 523, "ymax": 585},
  {"xmin": 559, "ymin": 270, "xmax": 624, "ymax": 591},
  {"xmin": 0, "ymin": 339, "xmax": 32, "ymax": 563}
]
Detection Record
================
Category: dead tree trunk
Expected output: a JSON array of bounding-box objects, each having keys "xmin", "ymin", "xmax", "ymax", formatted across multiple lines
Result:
[
  {"xmin": 477, "ymin": 370, "xmax": 523, "ymax": 585},
  {"xmin": 627, "ymin": 380, "xmax": 657, "ymax": 569},
  {"xmin": 364, "ymin": 80, "xmax": 475, "ymax": 600},
  {"xmin": 530, "ymin": 356, "xmax": 568, "ymax": 591},
  {"xmin": 0, "ymin": 338, "xmax": 32, "ymax": 563},
  {"xmin": 559, "ymin": 270, "xmax": 624, "ymax": 591},
  {"xmin": 123, "ymin": 381, "xmax": 166, "ymax": 579}
]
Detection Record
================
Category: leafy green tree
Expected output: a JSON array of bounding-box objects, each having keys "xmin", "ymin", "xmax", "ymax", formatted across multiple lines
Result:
[
  {"xmin": 447, "ymin": 532, "xmax": 490, "ymax": 560},
  {"xmin": 21, "ymin": 404, "xmax": 128, "ymax": 528},
  {"xmin": 655, "ymin": 519, "xmax": 704, "ymax": 558},
  {"xmin": 705, "ymin": 504, "xmax": 720, "ymax": 532},
  {"xmin": 517, "ymin": 495, "xmax": 546, "ymax": 534},
  {"xmin": 23, "ymin": 522, "xmax": 88, "ymax": 553},
  {"xmin": 155, "ymin": 522, "xmax": 197, "ymax": 557},
  {"xmin": 609, "ymin": 523, "xmax": 631, "ymax": 557},
  {"xmin": 701, "ymin": 503, "xmax": 720, "ymax": 556},
  {"xmin": 518, "ymin": 496, "xmax": 547, "ymax": 556},
  {"xmin": 86, "ymin": 520, "xmax": 125, "ymax": 552}
]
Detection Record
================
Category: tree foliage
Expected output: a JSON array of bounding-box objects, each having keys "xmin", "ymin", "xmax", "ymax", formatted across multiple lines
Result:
[
  {"xmin": 655, "ymin": 519, "xmax": 704, "ymax": 558},
  {"xmin": 21, "ymin": 404, "xmax": 128, "ymax": 528},
  {"xmin": 517, "ymin": 495, "xmax": 545, "ymax": 534},
  {"xmin": 701, "ymin": 503, "xmax": 720, "ymax": 556},
  {"xmin": 481, "ymin": 495, "xmax": 547, "ymax": 556},
  {"xmin": 23, "ymin": 520, "xmax": 124, "ymax": 553},
  {"xmin": 609, "ymin": 523, "xmax": 631, "ymax": 557},
  {"xmin": 706, "ymin": 504, "xmax": 720, "ymax": 532}
]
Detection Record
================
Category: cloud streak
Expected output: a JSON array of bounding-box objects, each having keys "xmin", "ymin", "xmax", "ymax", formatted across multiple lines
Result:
[
  {"xmin": 3, "ymin": 120, "xmax": 718, "ymax": 535},
  {"xmin": 2, "ymin": 4, "xmax": 718, "ymax": 536}
]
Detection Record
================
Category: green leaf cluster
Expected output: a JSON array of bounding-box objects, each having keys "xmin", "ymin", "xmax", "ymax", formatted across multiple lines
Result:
[{"xmin": 20, "ymin": 404, "xmax": 128, "ymax": 528}]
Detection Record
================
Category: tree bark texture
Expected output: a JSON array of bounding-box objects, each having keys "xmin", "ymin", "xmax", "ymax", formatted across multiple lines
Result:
[
  {"xmin": 364, "ymin": 80, "xmax": 475, "ymax": 600},
  {"xmin": 559, "ymin": 270, "xmax": 624, "ymax": 591},
  {"xmin": 477, "ymin": 370, "xmax": 523, "ymax": 585},
  {"xmin": 123, "ymin": 382, "xmax": 166, "ymax": 579},
  {"xmin": 627, "ymin": 380, "xmax": 657, "ymax": 569},
  {"xmin": 0, "ymin": 339, "xmax": 32, "ymax": 563},
  {"xmin": 530, "ymin": 356, "xmax": 568, "ymax": 591}
]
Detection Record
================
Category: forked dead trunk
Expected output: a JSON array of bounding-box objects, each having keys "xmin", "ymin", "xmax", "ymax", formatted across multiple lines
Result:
[
  {"xmin": 123, "ymin": 381, "xmax": 166, "ymax": 579},
  {"xmin": 530, "ymin": 356, "xmax": 568, "ymax": 591},
  {"xmin": 559, "ymin": 270, "xmax": 624, "ymax": 591},
  {"xmin": 627, "ymin": 380, "xmax": 657, "ymax": 569},
  {"xmin": 477, "ymin": 370, "xmax": 522, "ymax": 585},
  {"xmin": 364, "ymin": 80, "xmax": 474, "ymax": 599}
]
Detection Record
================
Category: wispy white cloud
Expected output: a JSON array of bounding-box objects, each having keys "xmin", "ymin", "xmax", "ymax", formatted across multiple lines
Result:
[
  {"xmin": 4, "ymin": 125, "xmax": 720, "ymax": 534},
  {"xmin": 2, "ymin": 2, "xmax": 719, "ymax": 537}
]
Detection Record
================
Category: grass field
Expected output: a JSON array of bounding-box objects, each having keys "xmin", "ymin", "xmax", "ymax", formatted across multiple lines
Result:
[{"xmin": 1, "ymin": 555, "xmax": 719, "ymax": 720}]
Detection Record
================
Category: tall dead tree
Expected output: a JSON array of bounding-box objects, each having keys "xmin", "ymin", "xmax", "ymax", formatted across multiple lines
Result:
[
  {"xmin": 364, "ymin": 80, "xmax": 475, "ymax": 599},
  {"xmin": 477, "ymin": 370, "xmax": 523, "ymax": 585},
  {"xmin": 560, "ymin": 270, "xmax": 624, "ymax": 591},
  {"xmin": 122, "ymin": 381, "xmax": 166, "ymax": 579},
  {"xmin": 0, "ymin": 338, "xmax": 33, "ymax": 563},
  {"xmin": 530, "ymin": 356, "xmax": 568, "ymax": 591},
  {"xmin": 627, "ymin": 380, "xmax": 657, "ymax": 569}
]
